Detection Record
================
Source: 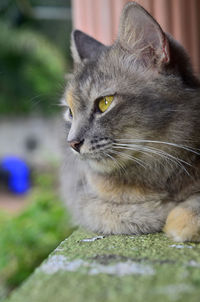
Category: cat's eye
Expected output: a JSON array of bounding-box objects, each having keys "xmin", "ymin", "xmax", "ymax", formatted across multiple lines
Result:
[
  {"xmin": 98, "ymin": 96, "xmax": 114, "ymax": 113},
  {"xmin": 68, "ymin": 108, "xmax": 73, "ymax": 118}
]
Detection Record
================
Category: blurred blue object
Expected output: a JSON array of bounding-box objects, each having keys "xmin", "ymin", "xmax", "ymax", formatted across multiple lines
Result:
[{"xmin": 1, "ymin": 156, "xmax": 30, "ymax": 194}]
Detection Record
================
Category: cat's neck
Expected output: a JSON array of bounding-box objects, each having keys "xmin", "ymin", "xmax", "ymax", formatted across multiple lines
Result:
[{"xmin": 86, "ymin": 158, "xmax": 200, "ymax": 203}]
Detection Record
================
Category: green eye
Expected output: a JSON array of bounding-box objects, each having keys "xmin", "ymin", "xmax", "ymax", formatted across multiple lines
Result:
[{"xmin": 98, "ymin": 96, "xmax": 114, "ymax": 113}]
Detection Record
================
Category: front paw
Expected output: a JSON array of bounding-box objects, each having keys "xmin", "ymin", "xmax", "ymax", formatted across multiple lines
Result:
[{"xmin": 163, "ymin": 207, "xmax": 200, "ymax": 242}]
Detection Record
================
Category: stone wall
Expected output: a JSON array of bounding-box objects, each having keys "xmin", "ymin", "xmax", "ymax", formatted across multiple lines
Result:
[{"xmin": 5, "ymin": 228, "xmax": 200, "ymax": 302}]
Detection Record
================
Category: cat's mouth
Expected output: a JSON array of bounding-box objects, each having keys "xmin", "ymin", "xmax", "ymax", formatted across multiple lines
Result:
[
  {"xmin": 79, "ymin": 151, "xmax": 110, "ymax": 161},
  {"xmin": 75, "ymin": 137, "xmax": 115, "ymax": 161},
  {"xmin": 78, "ymin": 143, "xmax": 145, "ymax": 173},
  {"xmin": 84, "ymin": 153, "xmax": 122, "ymax": 173},
  {"xmin": 70, "ymin": 137, "xmax": 140, "ymax": 173},
  {"xmin": 78, "ymin": 146, "xmax": 132, "ymax": 173},
  {"xmin": 74, "ymin": 147, "xmax": 120, "ymax": 172}
]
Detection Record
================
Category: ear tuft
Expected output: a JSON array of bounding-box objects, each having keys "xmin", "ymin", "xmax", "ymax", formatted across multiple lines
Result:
[
  {"xmin": 71, "ymin": 30, "xmax": 107, "ymax": 64},
  {"xmin": 118, "ymin": 2, "xmax": 170, "ymax": 67}
]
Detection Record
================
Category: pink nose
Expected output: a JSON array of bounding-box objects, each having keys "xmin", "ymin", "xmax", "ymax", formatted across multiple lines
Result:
[{"xmin": 69, "ymin": 140, "xmax": 84, "ymax": 153}]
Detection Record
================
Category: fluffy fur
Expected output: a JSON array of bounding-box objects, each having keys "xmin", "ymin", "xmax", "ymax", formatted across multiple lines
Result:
[{"xmin": 61, "ymin": 2, "xmax": 200, "ymax": 242}]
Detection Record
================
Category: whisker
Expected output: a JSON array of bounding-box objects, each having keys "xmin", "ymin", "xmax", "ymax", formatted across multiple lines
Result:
[
  {"xmin": 114, "ymin": 144, "xmax": 192, "ymax": 166},
  {"xmin": 115, "ymin": 139, "xmax": 200, "ymax": 156},
  {"xmin": 112, "ymin": 146, "xmax": 151, "ymax": 167},
  {"xmin": 113, "ymin": 143, "xmax": 169, "ymax": 171},
  {"xmin": 113, "ymin": 143, "xmax": 155, "ymax": 159},
  {"xmin": 144, "ymin": 146, "xmax": 192, "ymax": 166},
  {"xmin": 142, "ymin": 146, "xmax": 191, "ymax": 176},
  {"xmin": 113, "ymin": 143, "xmax": 191, "ymax": 176},
  {"xmin": 103, "ymin": 151, "xmax": 126, "ymax": 175},
  {"xmin": 110, "ymin": 149, "xmax": 147, "ymax": 169}
]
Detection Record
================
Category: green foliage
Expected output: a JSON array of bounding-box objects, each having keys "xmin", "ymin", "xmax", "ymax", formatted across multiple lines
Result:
[
  {"xmin": 0, "ymin": 173, "xmax": 74, "ymax": 291},
  {"xmin": 0, "ymin": 22, "xmax": 67, "ymax": 115}
]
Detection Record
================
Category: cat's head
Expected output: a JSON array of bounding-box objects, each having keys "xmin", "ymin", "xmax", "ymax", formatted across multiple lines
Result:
[{"xmin": 64, "ymin": 2, "xmax": 200, "ymax": 174}]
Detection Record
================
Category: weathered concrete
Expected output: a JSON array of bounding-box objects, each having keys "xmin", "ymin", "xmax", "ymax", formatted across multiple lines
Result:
[{"xmin": 6, "ymin": 228, "xmax": 200, "ymax": 302}]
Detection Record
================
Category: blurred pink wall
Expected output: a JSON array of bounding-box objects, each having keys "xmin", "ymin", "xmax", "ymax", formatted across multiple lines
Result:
[{"xmin": 72, "ymin": 0, "xmax": 200, "ymax": 73}]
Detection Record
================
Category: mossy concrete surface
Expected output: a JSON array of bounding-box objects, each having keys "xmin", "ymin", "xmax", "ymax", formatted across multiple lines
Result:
[{"xmin": 6, "ymin": 228, "xmax": 200, "ymax": 302}]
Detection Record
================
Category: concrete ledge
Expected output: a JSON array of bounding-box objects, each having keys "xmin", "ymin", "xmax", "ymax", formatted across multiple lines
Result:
[{"xmin": 6, "ymin": 229, "xmax": 200, "ymax": 302}]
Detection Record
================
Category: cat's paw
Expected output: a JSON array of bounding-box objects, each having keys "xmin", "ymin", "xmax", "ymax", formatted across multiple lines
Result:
[{"xmin": 163, "ymin": 207, "xmax": 200, "ymax": 242}]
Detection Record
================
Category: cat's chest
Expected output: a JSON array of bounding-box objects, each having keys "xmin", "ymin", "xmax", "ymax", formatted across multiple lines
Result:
[{"xmin": 87, "ymin": 173, "xmax": 167, "ymax": 204}]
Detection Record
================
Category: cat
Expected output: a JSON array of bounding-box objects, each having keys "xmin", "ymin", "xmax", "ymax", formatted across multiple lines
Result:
[{"xmin": 61, "ymin": 1, "xmax": 200, "ymax": 242}]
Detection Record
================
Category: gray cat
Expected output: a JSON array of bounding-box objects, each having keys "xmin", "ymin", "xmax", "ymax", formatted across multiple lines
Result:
[{"xmin": 61, "ymin": 2, "xmax": 200, "ymax": 242}]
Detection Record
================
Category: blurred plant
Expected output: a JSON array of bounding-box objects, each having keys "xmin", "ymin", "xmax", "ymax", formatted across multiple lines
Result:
[
  {"xmin": 0, "ymin": 172, "xmax": 74, "ymax": 296},
  {"xmin": 0, "ymin": 21, "xmax": 67, "ymax": 115}
]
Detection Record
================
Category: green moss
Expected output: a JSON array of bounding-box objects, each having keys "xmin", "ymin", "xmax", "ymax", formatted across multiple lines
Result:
[{"xmin": 5, "ymin": 228, "xmax": 200, "ymax": 302}]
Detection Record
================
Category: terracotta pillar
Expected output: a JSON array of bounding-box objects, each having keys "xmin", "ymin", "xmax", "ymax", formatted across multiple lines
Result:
[{"xmin": 72, "ymin": 0, "xmax": 200, "ymax": 73}]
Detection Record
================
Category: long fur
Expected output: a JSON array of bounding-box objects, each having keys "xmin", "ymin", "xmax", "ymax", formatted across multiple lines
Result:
[{"xmin": 61, "ymin": 2, "xmax": 200, "ymax": 242}]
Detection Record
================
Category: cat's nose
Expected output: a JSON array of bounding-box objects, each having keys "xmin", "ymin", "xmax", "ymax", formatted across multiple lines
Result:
[{"xmin": 69, "ymin": 139, "xmax": 84, "ymax": 153}]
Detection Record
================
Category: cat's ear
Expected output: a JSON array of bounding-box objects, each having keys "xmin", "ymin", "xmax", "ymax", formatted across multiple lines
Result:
[
  {"xmin": 117, "ymin": 2, "xmax": 170, "ymax": 67},
  {"xmin": 71, "ymin": 30, "xmax": 107, "ymax": 64}
]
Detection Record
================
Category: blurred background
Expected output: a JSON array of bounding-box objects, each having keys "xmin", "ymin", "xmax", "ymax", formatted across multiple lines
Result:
[
  {"xmin": 1, "ymin": 0, "xmax": 200, "ymax": 300},
  {"xmin": 0, "ymin": 0, "xmax": 72, "ymax": 300}
]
